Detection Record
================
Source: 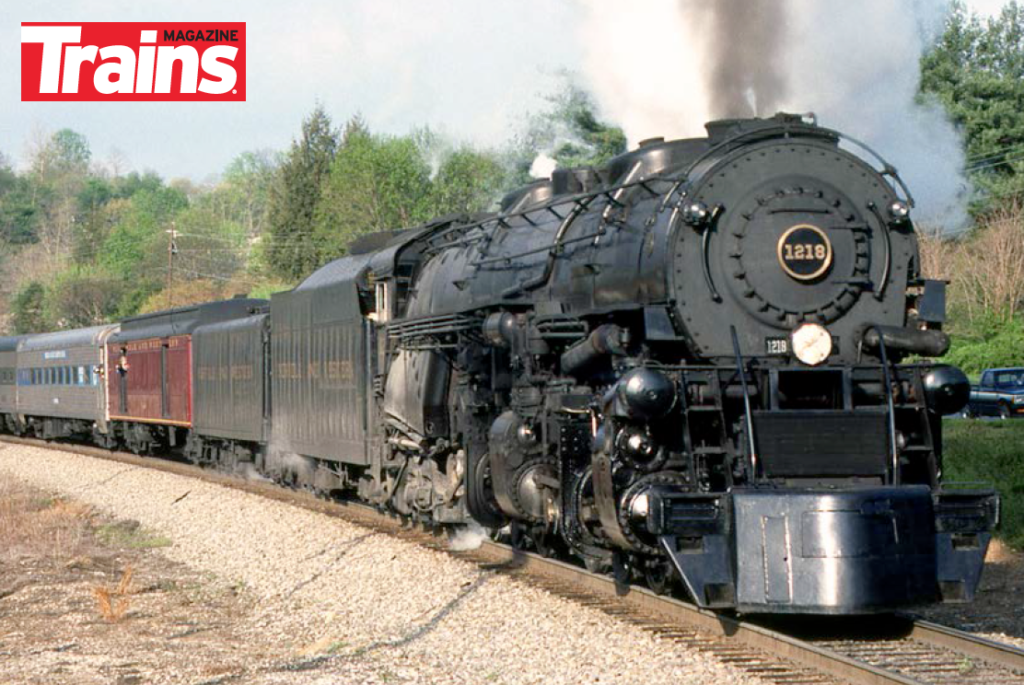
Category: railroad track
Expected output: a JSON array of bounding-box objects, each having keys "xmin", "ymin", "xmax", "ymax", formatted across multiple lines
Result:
[{"xmin": 3, "ymin": 435, "xmax": 1023, "ymax": 685}]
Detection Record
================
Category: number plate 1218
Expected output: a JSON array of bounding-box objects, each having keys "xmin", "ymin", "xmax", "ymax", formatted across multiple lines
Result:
[{"xmin": 765, "ymin": 337, "xmax": 789, "ymax": 355}]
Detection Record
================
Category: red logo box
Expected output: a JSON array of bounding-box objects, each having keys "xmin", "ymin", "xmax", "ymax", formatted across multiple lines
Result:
[{"xmin": 21, "ymin": 22, "xmax": 246, "ymax": 101}]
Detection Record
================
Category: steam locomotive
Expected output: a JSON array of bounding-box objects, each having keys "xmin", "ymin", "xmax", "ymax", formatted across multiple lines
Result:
[{"xmin": 0, "ymin": 113, "xmax": 998, "ymax": 614}]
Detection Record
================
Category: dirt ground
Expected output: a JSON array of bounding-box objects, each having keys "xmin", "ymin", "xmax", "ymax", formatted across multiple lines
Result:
[
  {"xmin": 0, "ymin": 474, "xmax": 264, "ymax": 685},
  {"xmin": 918, "ymin": 538, "xmax": 1024, "ymax": 647}
]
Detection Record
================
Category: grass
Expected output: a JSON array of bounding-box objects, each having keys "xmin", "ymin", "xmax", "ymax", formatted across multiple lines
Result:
[
  {"xmin": 0, "ymin": 484, "xmax": 92, "ymax": 566},
  {"xmin": 95, "ymin": 520, "xmax": 172, "ymax": 549},
  {"xmin": 943, "ymin": 418, "xmax": 1024, "ymax": 549}
]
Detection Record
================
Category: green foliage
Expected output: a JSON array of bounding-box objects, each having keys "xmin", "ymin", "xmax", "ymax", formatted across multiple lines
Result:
[
  {"xmin": 430, "ymin": 147, "xmax": 508, "ymax": 217},
  {"xmin": 0, "ymin": 169, "xmax": 40, "ymax": 245},
  {"xmin": 46, "ymin": 129, "xmax": 91, "ymax": 173},
  {"xmin": 77, "ymin": 176, "xmax": 113, "ymax": 213},
  {"xmin": 170, "ymin": 197, "xmax": 248, "ymax": 284},
  {"xmin": 921, "ymin": 1, "xmax": 1024, "ymax": 211},
  {"xmin": 312, "ymin": 120, "xmax": 431, "ymax": 262},
  {"xmin": 98, "ymin": 187, "xmax": 188, "ymax": 284},
  {"xmin": 42, "ymin": 266, "xmax": 125, "ymax": 328},
  {"xmin": 265, "ymin": 105, "xmax": 339, "ymax": 281},
  {"xmin": 302, "ymin": 119, "xmax": 511, "ymax": 274},
  {"xmin": 943, "ymin": 314, "xmax": 1024, "ymax": 374},
  {"xmin": 943, "ymin": 418, "xmax": 1024, "ymax": 549},
  {"xmin": 221, "ymin": 149, "xmax": 280, "ymax": 236},
  {"xmin": 111, "ymin": 171, "xmax": 164, "ymax": 199},
  {"xmin": 247, "ymin": 279, "xmax": 292, "ymax": 300},
  {"xmin": 0, "ymin": 129, "xmax": 285, "ymax": 329},
  {"xmin": 11, "ymin": 282, "xmax": 48, "ymax": 334}
]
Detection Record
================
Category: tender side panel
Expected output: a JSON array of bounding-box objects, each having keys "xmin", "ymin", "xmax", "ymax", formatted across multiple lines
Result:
[
  {"xmin": 193, "ymin": 315, "xmax": 267, "ymax": 443},
  {"xmin": 271, "ymin": 317, "xmax": 367, "ymax": 464},
  {"xmin": 270, "ymin": 254, "xmax": 371, "ymax": 465}
]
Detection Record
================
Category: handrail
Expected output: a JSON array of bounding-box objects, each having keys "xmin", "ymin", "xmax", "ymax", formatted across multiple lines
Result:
[
  {"xmin": 730, "ymin": 326, "xmax": 758, "ymax": 480},
  {"xmin": 867, "ymin": 325, "xmax": 900, "ymax": 485}
]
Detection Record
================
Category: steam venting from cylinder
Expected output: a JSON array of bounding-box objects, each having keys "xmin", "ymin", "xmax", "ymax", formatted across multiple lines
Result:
[{"xmin": 576, "ymin": 0, "xmax": 969, "ymax": 231}]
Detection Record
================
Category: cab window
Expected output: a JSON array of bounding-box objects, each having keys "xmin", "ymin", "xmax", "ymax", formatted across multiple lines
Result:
[{"xmin": 995, "ymin": 371, "xmax": 1024, "ymax": 389}]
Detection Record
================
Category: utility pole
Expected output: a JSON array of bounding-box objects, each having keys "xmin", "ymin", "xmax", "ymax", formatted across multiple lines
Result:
[{"xmin": 166, "ymin": 224, "xmax": 178, "ymax": 308}]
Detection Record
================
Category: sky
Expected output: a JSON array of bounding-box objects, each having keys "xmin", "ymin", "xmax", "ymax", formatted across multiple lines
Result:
[{"xmin": 1, "ymin": 0, "xmax": 1013, "ymax": 182}]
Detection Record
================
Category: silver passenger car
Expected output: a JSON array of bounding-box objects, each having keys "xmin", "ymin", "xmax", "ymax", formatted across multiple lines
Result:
[
  {"xmin": 16, "ymin": 324, "xmax": 119, "ymax": 439},
  {"xmin": 0, "ymin": 336, "xmax": 19, "ymax": 432}
]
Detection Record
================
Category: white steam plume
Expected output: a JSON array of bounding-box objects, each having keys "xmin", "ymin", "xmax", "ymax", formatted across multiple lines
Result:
[
  {"xmin": 449, "ymin": 521, "xmax": 489, "ymax": 551},
  {"xmin": 529, "ymin": 153, "xmax": 558, "ymax": 178},
  {"xmin": 577, "ymin": 0, "xmax": 968, "ymax": 230}
]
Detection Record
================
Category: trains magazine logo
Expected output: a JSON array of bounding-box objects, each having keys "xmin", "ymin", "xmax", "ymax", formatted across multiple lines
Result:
[{"xmin": 21, "ymin": 22, "xmax": 245, "ymax": 101}]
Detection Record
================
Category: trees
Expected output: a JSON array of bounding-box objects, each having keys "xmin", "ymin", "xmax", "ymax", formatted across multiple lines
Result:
[
  {"xmin": 918, "ymin": 5, "xmax": 1024, "ymax": 369},
  {"xmin": 311, "ymin": 119, "xmax": 431, "ymax": 262},
  {"xmin": 42, "ymin": 267, "xmax": 125, "ymax": 329},
  {"xmin": 430, "ymin": 147, "xmax": 508, "ymax": 218},
  {"xmin": 921, "ymin": 1, "xmax": 1024, "ymax": 210},
  {"xmin": 265, "ymin": 105, "xmax": 338, "ymax": 281},
  {"xmin": 222, "ymin": 149, "xmax": 280, "ymax": 238},
  {"xmin": 0, "ymin": 168, "xmax": 40, "ymax": 246},
  {"xmin": 307, "ymin": 119, "xmax": 513, "ymax": 273},
  {"xmin": 0, "ymin": 84, "xmax": 685, "ymax": 328},
  {"xmin": 10, "ymin": 282, "xmax": 47, "ymax": 334}
]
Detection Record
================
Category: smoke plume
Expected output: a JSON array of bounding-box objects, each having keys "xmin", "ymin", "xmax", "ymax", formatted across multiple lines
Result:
[
  {"xmin": 694, "ymin": 0, "xmax": 789, "ymax": 118},
  {"xmin": 577, "ymin": 0, "xmax": 968, "ymax": 230}
]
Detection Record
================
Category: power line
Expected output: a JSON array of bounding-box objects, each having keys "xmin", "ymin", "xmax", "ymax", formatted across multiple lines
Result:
[
  {"xmin": 967, "ymin": 151, "xmax": 1024, "ymax": 173},
  {"xmin": 156, "ymin": 265, "xmax": 261, "ymax": 286}
]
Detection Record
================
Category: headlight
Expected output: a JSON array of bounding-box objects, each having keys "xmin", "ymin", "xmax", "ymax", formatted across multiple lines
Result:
[{"xmin": 791, "ymin": 323, "xmax": 832, "ymax": 366}]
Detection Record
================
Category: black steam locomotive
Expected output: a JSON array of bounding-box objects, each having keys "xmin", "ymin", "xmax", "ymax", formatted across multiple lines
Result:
[{"xmin": 0, "ymin": 114, "xmax": 998, "ymax": 614}]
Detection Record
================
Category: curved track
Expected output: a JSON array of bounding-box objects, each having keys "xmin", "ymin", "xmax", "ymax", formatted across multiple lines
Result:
[{"xmin": 3, "ymin": 435, "xmax": 1023, "ymax": 685}]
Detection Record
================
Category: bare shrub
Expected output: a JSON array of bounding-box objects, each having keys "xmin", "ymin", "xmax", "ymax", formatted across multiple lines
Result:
[
  {"xmin": 918, "ymin": 203, "xmax": 1024, "ymax": 325},
  {"xmin": 93, "ymin": 565, "xmax": 134, "ymax": 622}
]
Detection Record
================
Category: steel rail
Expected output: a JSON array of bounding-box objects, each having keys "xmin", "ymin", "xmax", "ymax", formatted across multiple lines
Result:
[
  {"xmin": 3, "ymin": 435, "xmax": 1024, "ymax": 685},
  {"xmin": 906, "ymin": 618, "xmax": 1024, "ymax": 674}
]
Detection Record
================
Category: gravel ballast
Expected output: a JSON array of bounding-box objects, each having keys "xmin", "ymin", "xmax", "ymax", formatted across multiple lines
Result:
[{"xmin": 0, "ymin": 443, "xmax": 765, "ymax": 685}]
